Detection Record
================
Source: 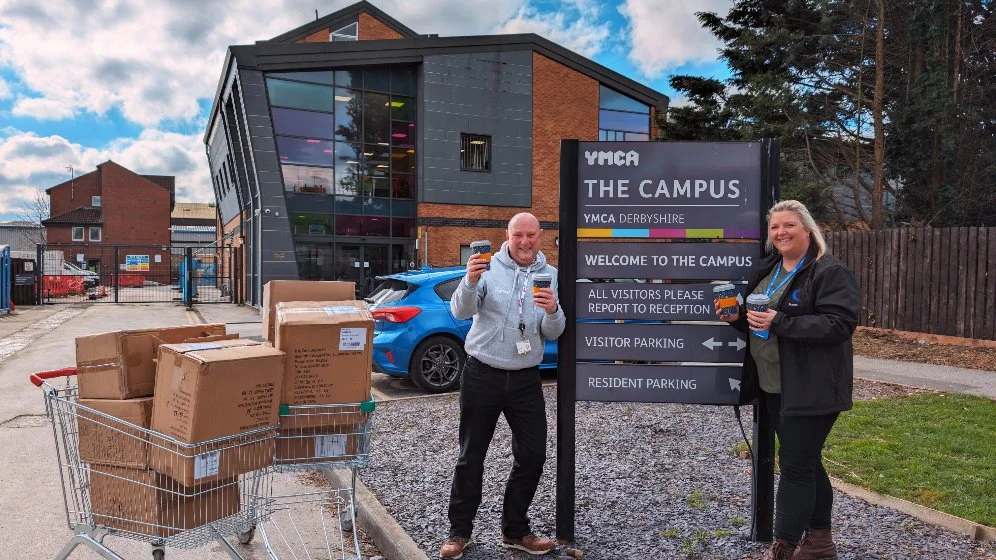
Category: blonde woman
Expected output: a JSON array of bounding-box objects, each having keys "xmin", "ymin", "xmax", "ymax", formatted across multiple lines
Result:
[{"xmin": 716, "ymin": 200, "xmax": 860, "ymax": 560}]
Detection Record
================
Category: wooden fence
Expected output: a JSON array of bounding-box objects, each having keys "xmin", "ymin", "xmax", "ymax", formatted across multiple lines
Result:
[{"xmin": 825, "ymin": 227, "xmax": 996, "ymax": 340}]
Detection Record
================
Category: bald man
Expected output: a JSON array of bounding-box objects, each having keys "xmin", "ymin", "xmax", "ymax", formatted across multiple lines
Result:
[{"xmin": 439, "ymin": 213, "xmax": 566, "ymax": 559}]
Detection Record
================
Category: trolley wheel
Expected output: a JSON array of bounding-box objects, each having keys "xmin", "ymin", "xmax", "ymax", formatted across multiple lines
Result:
[
  {"xmin": 340, "ymin": 505, "xmax": 355, "ymax": 532},
  {"xmin": 152, "ymin": 549, "xmax": 165, "ymax": 560},
  {"xmin": 237, "ymin": 526, "xmax": 255, "ymax": 545}
]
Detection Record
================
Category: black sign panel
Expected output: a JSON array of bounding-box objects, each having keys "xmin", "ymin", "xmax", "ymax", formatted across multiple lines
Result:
[
  {"xmin": 576, "ymin": 283, "xmax": 746, "ymax": 321},
  {"xmin": 578, "ymin": 241, "xmax": 760, "ymax": 280},
  {"xmin": 14, "ymin": 274, "xmax": 34, "ymax": 286},
  {"xmin": 576, "ymin": 323, "xmax": 745, "ymax": 363},
  {"xmin": 576, "ymin": 363, "xmax": 743, "ymax": 405},
  {"xmin": 578, "ymin": 142, "xmax": 763, "ymax": 237}
]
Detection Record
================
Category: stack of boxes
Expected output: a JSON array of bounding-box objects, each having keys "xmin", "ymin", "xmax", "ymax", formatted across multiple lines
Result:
[{"xmin": 75, "ymin": 279, "xmax": 375, "ymax": 536}]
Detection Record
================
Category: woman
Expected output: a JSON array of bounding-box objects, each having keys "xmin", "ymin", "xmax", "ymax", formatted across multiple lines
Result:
[{"xmin": 716, "ymin": 200, "xmax": 860, "ymax": 560}]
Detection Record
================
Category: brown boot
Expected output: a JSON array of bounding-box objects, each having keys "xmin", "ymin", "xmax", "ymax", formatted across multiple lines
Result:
[
  {"xmin": 793, "ymin": 528, "xmax": 838, "ymax": 560},
  {"xmin": 762, "ymin": 538, "xmax": 796, "ymax": 560},
  {"xmin": 439, "ymin": 537, "xmax": 470, "ymax": 559}
]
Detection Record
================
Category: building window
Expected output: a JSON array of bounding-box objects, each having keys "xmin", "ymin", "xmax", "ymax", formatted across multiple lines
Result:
[
  {"xmin": 460, "ymin": 245, "xmax": 473, "ymax": 265},
  {"xmin": 331, "ymin": 22, "xmax": 358, "ymax": 41},
  {"xmin": 460, "ymin": 134, "xmax": 491, "ymax": 172},
  {"xmin": 91, "ymin": 196, "xmax": 102, "ymax": 207},
  {"xmin": 72, "ymin": 227, "xmax": 84, "ymax": 242},
  {"xmin": 598, "ymin": 85, "xmax": 650, "ymax": 141},
  {"xmin": 89, "ymin": 227, "xmax": 102, "ymax": 242}
]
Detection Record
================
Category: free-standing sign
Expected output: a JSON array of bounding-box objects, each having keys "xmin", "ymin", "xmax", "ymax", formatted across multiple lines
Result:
[
  {"xmin": 576, "ymin": 283, "xmax": 746, "ymax": 322},
  {"xmin": 557, "ymin": 139, "xmax": 779, "ymax": 545},
  {"xmin": 577, "ymin": 142, "xmax": 764, "ymax": 238},
  {"xmin": 578, "ymin": 241, "xmax": 760, "ymax": 280},
  {"xmin": 576, "ymin": 323, "xmax": 746, "ymax": 363},
  {"xmin": 125, "ymin": 255, "xmax": 150, "ymax": 272}
]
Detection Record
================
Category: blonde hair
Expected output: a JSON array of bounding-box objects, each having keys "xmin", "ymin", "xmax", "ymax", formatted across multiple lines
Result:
[{"xmin": 766, "ymin": 199, "xmax": 826, "ymax": 260}]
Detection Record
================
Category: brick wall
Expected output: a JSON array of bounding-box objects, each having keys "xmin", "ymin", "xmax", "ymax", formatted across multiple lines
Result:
[
  {"xmin": 299, "ymin": 28, "xmax": 329, "ymax": 43},
  {"xmin": 358, "ymin": 13, "xmax": 403, "ymax": 40},
  {"xmin": 48, "ymin": 170, "xmax": 101, "ymax": 217},
  {"xmin": 100, "ymin": 162, "xmax": 171, "ymax": 247},
  {"xmin": 418, "ymin": 53, "xmax": 598, "ymax": 269}
]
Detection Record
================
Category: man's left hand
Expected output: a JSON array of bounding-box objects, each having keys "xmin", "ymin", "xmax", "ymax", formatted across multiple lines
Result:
[{"xmin": 533, "ymin": 287, "xmax": 558, "ymax": 314}]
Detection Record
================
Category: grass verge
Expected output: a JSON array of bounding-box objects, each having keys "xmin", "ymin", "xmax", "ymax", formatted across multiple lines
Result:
[{"xmin": 823, "ymin": 392, "xmax": 995, "ymax": 527}]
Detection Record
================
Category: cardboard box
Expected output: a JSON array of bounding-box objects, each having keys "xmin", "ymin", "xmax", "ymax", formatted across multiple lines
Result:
[
  {"xmin": 274, "ymin": 301, "xmax": 372, "ymax": 421},
  {"xmin": 78, "ymin": 397, "xmax": 154, "ymax": 468},
  {"xmin": 149, "ymin": 339, "xmax": 284, "ymax": 487},
  {"xmin": 89, "ymin": 467, "xmax": 239, "ymax": 537},
  {"xmin": 275, "ymin": 425, "xmax": 365, "ymax": 466},
  {"xmin": 76, "ymin": 324, "xmax": 227, "ymax": 399},
  {"xmin": 262, "ymin": 280, "xmax": 355, "ymax": 341}
]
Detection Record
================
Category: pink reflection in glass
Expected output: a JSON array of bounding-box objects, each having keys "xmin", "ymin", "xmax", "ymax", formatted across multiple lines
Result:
[{"xmin": 306, "ymin": 139, "xmax": 321, "ymax": 143}]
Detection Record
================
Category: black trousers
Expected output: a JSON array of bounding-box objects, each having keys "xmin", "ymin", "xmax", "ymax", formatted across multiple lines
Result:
[
  {"xmin": 763, "ymin": 392, "xmax": 840, "ymax": 545},
  {"xmin": 448, "ymin": 356, "xmax": 547, "ymax": 540}
]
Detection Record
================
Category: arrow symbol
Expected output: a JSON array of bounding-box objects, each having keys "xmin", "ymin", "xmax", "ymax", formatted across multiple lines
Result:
[
  {"xmin": 729, "ymin": 378, "xmax": 741, "ymax": 391},
  {"xmin": 727, "ymin": 338, "xmax": 746, "ymax": 351},
  {"xmin": 702, "ymin": 337, "xmax": 723, "ymax": 350}
]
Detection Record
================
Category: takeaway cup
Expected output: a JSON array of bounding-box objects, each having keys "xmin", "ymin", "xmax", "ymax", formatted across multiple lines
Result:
[
  {"xmin": 713, "ymin": 284, "xmax": 739, "ymax": 317},
  {"xmin": 745, "ymin": 293, "xmax": 771, "ymax": 340},
  {"xmin": 532, "ymin": 273, "xmax": 552, "ymax": 294},
  {"xmin": 470, "ymin": 240, "xmax": 491, "ymax": 270}
]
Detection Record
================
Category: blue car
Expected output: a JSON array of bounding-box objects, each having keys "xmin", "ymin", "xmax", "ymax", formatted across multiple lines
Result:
[{"xmin": 368, "ymin": 266, "xmax": 557, "ymax": 393}]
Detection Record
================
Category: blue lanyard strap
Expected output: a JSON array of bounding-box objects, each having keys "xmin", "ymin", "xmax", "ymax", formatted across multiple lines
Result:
[{"xmin": 765, "ymin": 257, "xmax": 806, "ymax": 298}]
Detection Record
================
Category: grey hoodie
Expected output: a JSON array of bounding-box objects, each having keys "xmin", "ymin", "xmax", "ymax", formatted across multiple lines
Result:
[{"xmin": 450, "ymin": 241, "xmax": 566, "ymax": 370}]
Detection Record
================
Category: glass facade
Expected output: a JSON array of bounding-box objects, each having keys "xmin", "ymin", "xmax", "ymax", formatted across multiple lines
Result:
[
  {"xmin": 598, "ymin": 85, "xmax": 650, "ymax": 141},
  {"xmin": 267, "ymin": 67, "xmax": 418, "ymax": 290}
]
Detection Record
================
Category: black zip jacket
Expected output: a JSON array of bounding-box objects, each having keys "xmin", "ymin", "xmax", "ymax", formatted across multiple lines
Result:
[{"xmin": 732, "ymin": 243, "xmax": 861, "ymax": 416}]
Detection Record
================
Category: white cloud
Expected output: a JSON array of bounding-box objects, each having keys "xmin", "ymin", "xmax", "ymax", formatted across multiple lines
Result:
[
  {"xmin": 11, "ymin": 96, "xmax": 75, "ymax": 120},
  {"xmin": 0, "ymin": 77, "xmax": 11, "ymax": 100},
  {"xmin": 619, "ymin": 0, "xmax": 732, "ymax": 78},
  {"xmin": 0, "ymin": 128, "xmax": 212, "ymax": 220},
  {"xmin": 496, "ymin": 3, "xmax": 610, "ymax": 59}
]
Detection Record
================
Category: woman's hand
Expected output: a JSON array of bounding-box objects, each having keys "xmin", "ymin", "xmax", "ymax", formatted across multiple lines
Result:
[
  {"xmin": 747, "ymin": 308, "xmax": 778, "ymax": 332},
  {"xmin": 714, "ymin": 299, "xmax": 739, "ymax": 323}
]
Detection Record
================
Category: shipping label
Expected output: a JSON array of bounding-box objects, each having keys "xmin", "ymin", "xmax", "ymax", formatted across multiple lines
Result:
[
  {"xmin": 194, "ymin": 450, "xmax": 221, "ymax": 479},
  {"xmin": 315, "ymin": 434, "xmax": 346, "ymax": 458},
  {"xmin": 339, "ymin": 328, "xmax": 367, "ymax": 351}
]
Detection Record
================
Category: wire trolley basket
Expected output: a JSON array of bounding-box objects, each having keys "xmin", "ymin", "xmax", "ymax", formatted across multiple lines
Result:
[
  {"xmin": 31, "ymin": 368, "xmax": 274, "ymax": 560},
  {"xmin": 255, "ymin": 401, "xmax": 376, "ymax": 560}
]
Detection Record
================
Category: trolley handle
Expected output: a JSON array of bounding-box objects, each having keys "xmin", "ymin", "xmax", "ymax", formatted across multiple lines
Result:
[{"xmin": 29, "ymin": 367, "xmax": 77, "ymax": 387}]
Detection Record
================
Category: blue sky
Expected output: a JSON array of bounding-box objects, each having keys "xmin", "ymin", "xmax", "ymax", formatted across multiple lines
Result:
[{"xmin": 0, "ymin": 0, "xmax": 732, "ymax": 222}]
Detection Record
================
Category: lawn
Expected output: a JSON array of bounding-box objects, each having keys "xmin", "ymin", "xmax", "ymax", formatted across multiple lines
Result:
[{"xmin": 823, "ymin": 392, "xmax": 996, "ymax": 527}]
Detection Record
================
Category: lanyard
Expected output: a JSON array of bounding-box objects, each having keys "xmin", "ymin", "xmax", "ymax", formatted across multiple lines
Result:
[
  {"xmin": 516, "ymin": 268, "xmax": 530, "ymax": 339},
  {"xmin": 766, "ymin": 257, "xmax": 806, "ymax": 298}
]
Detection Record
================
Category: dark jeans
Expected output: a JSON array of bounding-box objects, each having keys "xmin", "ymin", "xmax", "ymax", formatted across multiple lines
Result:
[
  {"xmin": 763, "ymin": 392, "xmax": 839, "ymax": 545},
  {"xmin": 448, "ymin": 356, "xmax": 547, "ymax": 540}
]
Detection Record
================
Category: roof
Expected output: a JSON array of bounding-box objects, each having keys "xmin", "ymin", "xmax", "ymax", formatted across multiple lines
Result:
[
  {"xmin": 142, "ymin": 175, "xmax": 176, "ymax": 191},
  {"xmin": 382, "ymin": 266, "xmax": 465, "ymax": 283},
  {"xmin": 172, "ymin": 202, "xmax": 217, "ymax": 221},
  {"xmin": 207, "ymin": 34, "xmax": 668, "ymax": 142},
  {"xmin": 42, "ymin": 207, "xmax": 103, "ymax": 226},
  {"xmin": 267, "ymin": 1, "xmax": 419, "ymax": 43}
]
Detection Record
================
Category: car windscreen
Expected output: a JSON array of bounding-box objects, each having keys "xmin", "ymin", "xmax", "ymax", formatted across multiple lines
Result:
[{"xmin": 367, "ymin": 279, "xmax": 413, "ymax": 305}]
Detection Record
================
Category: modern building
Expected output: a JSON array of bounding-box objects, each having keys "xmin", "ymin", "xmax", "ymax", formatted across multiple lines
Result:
[
  {"xmin": 0, "ymin": 222, "xmax": 45, "ymax": 253},
  {"xmin": 42, "ymin": 160, "xmax": 174, "ymax": 277},
  {"xmin": 171, "ymin": 202, "xmax": 218, "ymax": 250},
  {"xmin": 205, "ymin": 0, "xmax": 667, "ymax": 305}
]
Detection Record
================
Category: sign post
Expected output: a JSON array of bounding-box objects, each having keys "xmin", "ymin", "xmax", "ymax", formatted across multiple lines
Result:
[{"xmin": 556, "ymin": 139, "xmax": 779, "ymax": 544}]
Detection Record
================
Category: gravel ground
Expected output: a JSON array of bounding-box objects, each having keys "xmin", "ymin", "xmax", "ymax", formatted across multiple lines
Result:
[{"xmin": 361, "ymin": 383, "xmax": 996, "ymax": 560}]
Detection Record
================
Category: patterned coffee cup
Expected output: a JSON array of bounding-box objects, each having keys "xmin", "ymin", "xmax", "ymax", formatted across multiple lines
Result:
[
  {"xmin": 470, "ymin": 240, "xmax": 491, "ymax": 270},
  {"xmin": 532, "ymin": 273, "xmax": 552, "ymax": 294},
  {"xmin": 713, "ymin": 284, "xmax": 738, "ymax": 316}
]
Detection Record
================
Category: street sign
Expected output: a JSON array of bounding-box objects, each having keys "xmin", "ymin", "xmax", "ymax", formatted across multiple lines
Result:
[
  {"xmin": 577, "ymin": 142, "xmax": 764, "ymax": 238},
  {"xmin": 576, "ymin": 283, "xmax": 746, "ymax": 321},
  {"xmin": 576, "ymin": 363, "xmax": 743, "ymax": 405},
  {"xmin": 576, "ymin": 323, "xmax": 746, "ymax": 363},
  {"xmin": 578, "ymin": 241, "xmax": 760, "ymax": 280}
]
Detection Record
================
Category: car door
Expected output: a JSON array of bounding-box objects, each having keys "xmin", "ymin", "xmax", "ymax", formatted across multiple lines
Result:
[{"xmin": 433, "ymin": 277, "xmax": 471, "ymax": 336}]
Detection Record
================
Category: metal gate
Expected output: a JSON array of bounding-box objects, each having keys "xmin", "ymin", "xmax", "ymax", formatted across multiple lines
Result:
[{"xmin": 34, "ymin": 244, "xmax": 240, "ymax": 305}]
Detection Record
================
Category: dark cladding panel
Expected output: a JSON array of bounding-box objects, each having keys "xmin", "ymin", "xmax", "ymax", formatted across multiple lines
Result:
[{"xmin": 421, "ymin": 51, "xmax": 532, "ymax": 206}]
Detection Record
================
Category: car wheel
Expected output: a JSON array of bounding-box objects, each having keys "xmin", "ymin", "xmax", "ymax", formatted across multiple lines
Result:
[{"xmin": 410, "ymin": 336, "xmax": 465, "ymax": 393}]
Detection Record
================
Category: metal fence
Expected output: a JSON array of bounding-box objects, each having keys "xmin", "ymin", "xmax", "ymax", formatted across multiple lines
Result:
[
  {"xmin": 826, "ymin": 227, "xmax": 996, "ymax": 340},
  {"xmin": 34, "ymin": 244, "xmax": 238, "ymax": 305}
]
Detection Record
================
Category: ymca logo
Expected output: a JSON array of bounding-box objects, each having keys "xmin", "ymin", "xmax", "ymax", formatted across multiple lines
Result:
[{"xmin": 584, "ymin": 150, "xmax": 639, "ymax": 167}]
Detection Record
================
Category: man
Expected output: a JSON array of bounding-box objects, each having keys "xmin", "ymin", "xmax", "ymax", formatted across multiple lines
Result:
[{"xmin": 439, "ymin": 212, "xmax": 566, "ymax": 559}]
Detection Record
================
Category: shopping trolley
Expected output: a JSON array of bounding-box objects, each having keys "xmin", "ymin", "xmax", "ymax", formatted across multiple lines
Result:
[
  {"xmin": 256, "ymin": 401, "xmax": 376, "ymax": 560},
  {"xmin": 31, "ymin": 368, "xmax": 274, "ymax": 560}
]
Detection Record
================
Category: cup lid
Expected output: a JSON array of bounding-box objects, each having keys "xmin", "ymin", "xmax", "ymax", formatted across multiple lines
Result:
[
  {"xmin": 713, "ymin": 283, "xmax": 735, "ymax": 292},
  {"xmin": 746, "ymin": 293, "xmax": 770, "ymax": 303},
  {"xmin": 533, "ymin": 273, "xmax": 552, "ymax": 280},
  {"xmin": 470, "ymin": 240, "xmax": 490, "ymax": 247}
]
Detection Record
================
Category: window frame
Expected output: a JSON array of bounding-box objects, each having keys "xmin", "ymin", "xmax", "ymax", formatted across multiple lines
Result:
[
  {"xmin": 460, "ymin": 133, "xmax": 491, "ymax": 172},
  {"xmin": 88, "ymin": 226, "xmax": 102, "ymax": 242},
  {"xmin": 91, "ymin": 195, "xmax": 102, "ymax": 207},
  {"xmin": 71, "ymin": 226, "xmax": 84, "ymax": 242}
]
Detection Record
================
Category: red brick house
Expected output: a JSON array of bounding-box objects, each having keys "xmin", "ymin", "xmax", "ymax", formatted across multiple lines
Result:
[{"xmin": 42, "ymin": 160, "xmax": 174, "ymax": 278}]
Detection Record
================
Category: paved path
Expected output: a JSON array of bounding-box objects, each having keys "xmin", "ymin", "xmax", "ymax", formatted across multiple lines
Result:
[{"xmin": 855, "ymin": 355, "xmax": 996, "ymax": 399}]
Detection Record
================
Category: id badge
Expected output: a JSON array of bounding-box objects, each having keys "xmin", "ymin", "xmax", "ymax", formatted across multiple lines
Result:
[{"xmin": 515, "ymin": 339, "xmax": 532, "ymax": 355}]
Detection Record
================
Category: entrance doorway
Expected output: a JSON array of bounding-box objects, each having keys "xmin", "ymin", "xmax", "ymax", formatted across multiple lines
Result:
[{"xmin": 335, "ymin": 244, "xmax": 411, "ymax": 298}]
